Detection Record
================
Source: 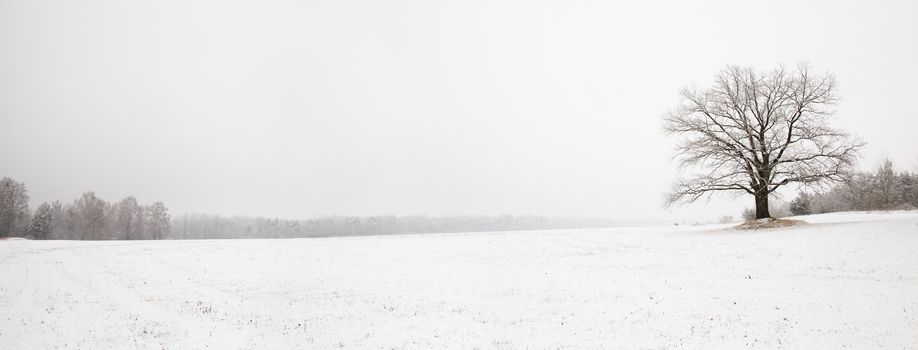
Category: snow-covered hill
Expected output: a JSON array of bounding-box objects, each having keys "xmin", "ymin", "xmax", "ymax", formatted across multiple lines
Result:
[{"xmin": 2, "ymin": 211, "xmax": 917, "ymax": 349}]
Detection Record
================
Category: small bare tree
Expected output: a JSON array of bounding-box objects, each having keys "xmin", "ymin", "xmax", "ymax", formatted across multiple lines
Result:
[{"xmin": 663, "ymin": 64, "xmax": 862, "ymax": 219}]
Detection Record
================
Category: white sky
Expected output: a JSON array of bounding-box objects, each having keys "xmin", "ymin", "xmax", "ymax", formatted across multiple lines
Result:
[{"xmin": 2, "ymin": 0, "xmax": 916, "ymax": 222}]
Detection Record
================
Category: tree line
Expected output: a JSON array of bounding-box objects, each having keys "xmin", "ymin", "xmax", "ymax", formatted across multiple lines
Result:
[
  {"xmin": 788, "ymin": 158, "xmax": 918, "ymax": 216},
  {"xmin": 0, "ymin": 177, "xmax": 170, "ymax": 240},
  {"xmin": 3, "ymin": 176, "xmax": 621, "ymax": 240},
  {"xmin": 170, "ymin": 213, "xmax": 622, "ymax": 240}
]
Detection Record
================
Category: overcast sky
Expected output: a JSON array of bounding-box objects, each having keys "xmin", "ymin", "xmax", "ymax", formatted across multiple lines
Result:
[{"xmin": 1, "ymin": 0, "xmax": 916, "ymax": 222}]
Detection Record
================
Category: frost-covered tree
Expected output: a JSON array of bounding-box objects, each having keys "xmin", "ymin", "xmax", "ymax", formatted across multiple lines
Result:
[
  {"xmin": 144, "ymin": 202, "xmax": 170, "ymax": 240},
  {"xmin": 0, "ymin": 177, "xmax": 31, "ymax": 237},
  {"xmin": 901, "ymin": 171, "xmax": 918, "ymax": 208},
  {"xmin": 74, "ymin": 192, "xmax": 108, "ymax": 240},
  {"xmin": 869, "ymin": 158, "xmax": 900, "ymax": 210},
  {"xmin": 113, "ymin": 197, "xmax": 144, "ymax": 240},
  {"xmin": 664, "ymin": 64, "xmax": 863, "ymax": 219},
  {"xmin": 789, "ymin": 192, "xmax": 812, "ymax": 216},
  {"xmin": 28, "ymin": 202, "xmax": 54, "ymax": 239},
  {"xmin": 50, "ymin": 201, "xmax": 77, "ymax": 240}
]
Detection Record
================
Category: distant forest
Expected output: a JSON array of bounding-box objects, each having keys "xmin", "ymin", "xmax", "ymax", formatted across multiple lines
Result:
[
  {"xmin": 0, "ymin": 179, "xmax": 620, "ymax": 240},
  {"xmin": 2, "ymin": 159, "xmax": 917, "ymax": 240},
  {"xmin": 170, "ymin": 214, "xmax": 623, "ymax": 240}
]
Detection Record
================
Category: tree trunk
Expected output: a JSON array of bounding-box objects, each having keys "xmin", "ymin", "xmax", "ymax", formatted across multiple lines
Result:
[{"xmin": 754, "ymin": 193, "xmax": 771, "ymax": 219}]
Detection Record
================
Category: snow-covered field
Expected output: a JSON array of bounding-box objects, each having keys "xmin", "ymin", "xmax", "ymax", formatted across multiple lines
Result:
[{"xmin": 2, "ymin": 211, "xmax": 917, "ymax": 349}]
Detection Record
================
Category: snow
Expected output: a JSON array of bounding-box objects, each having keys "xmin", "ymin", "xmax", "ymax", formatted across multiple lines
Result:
[{"xmin": 2, "ymin": 211, "xmax": 917, "ymax": 349}]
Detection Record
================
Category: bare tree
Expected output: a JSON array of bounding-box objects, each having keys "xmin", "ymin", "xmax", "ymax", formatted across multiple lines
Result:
[
  {"xmin": 75, "ymin": 192, "xmax": 108, "ymax": 240},
  {"xmin": 0, "ymin": 177, "xmax": 31, "ymax": 237},
  {"xmin": 113, "ymin": 197, "xmax": 143, "ymax": 240},
  {"xmin": 869, "ymin": 158, "xmax": 899, "ymax": 210},
  {"xmin": 144, "ymin": 202, "xmax": 170, "ymax": 240},
  {"xmin": 663, "ymin": 64, "xmax": 863, "ymax": 219}
]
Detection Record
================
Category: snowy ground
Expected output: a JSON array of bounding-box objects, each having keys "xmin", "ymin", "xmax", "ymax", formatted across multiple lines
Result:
[{"xmin": 2, "ymin": 211, "xmax": 917, "ymax": 349}]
